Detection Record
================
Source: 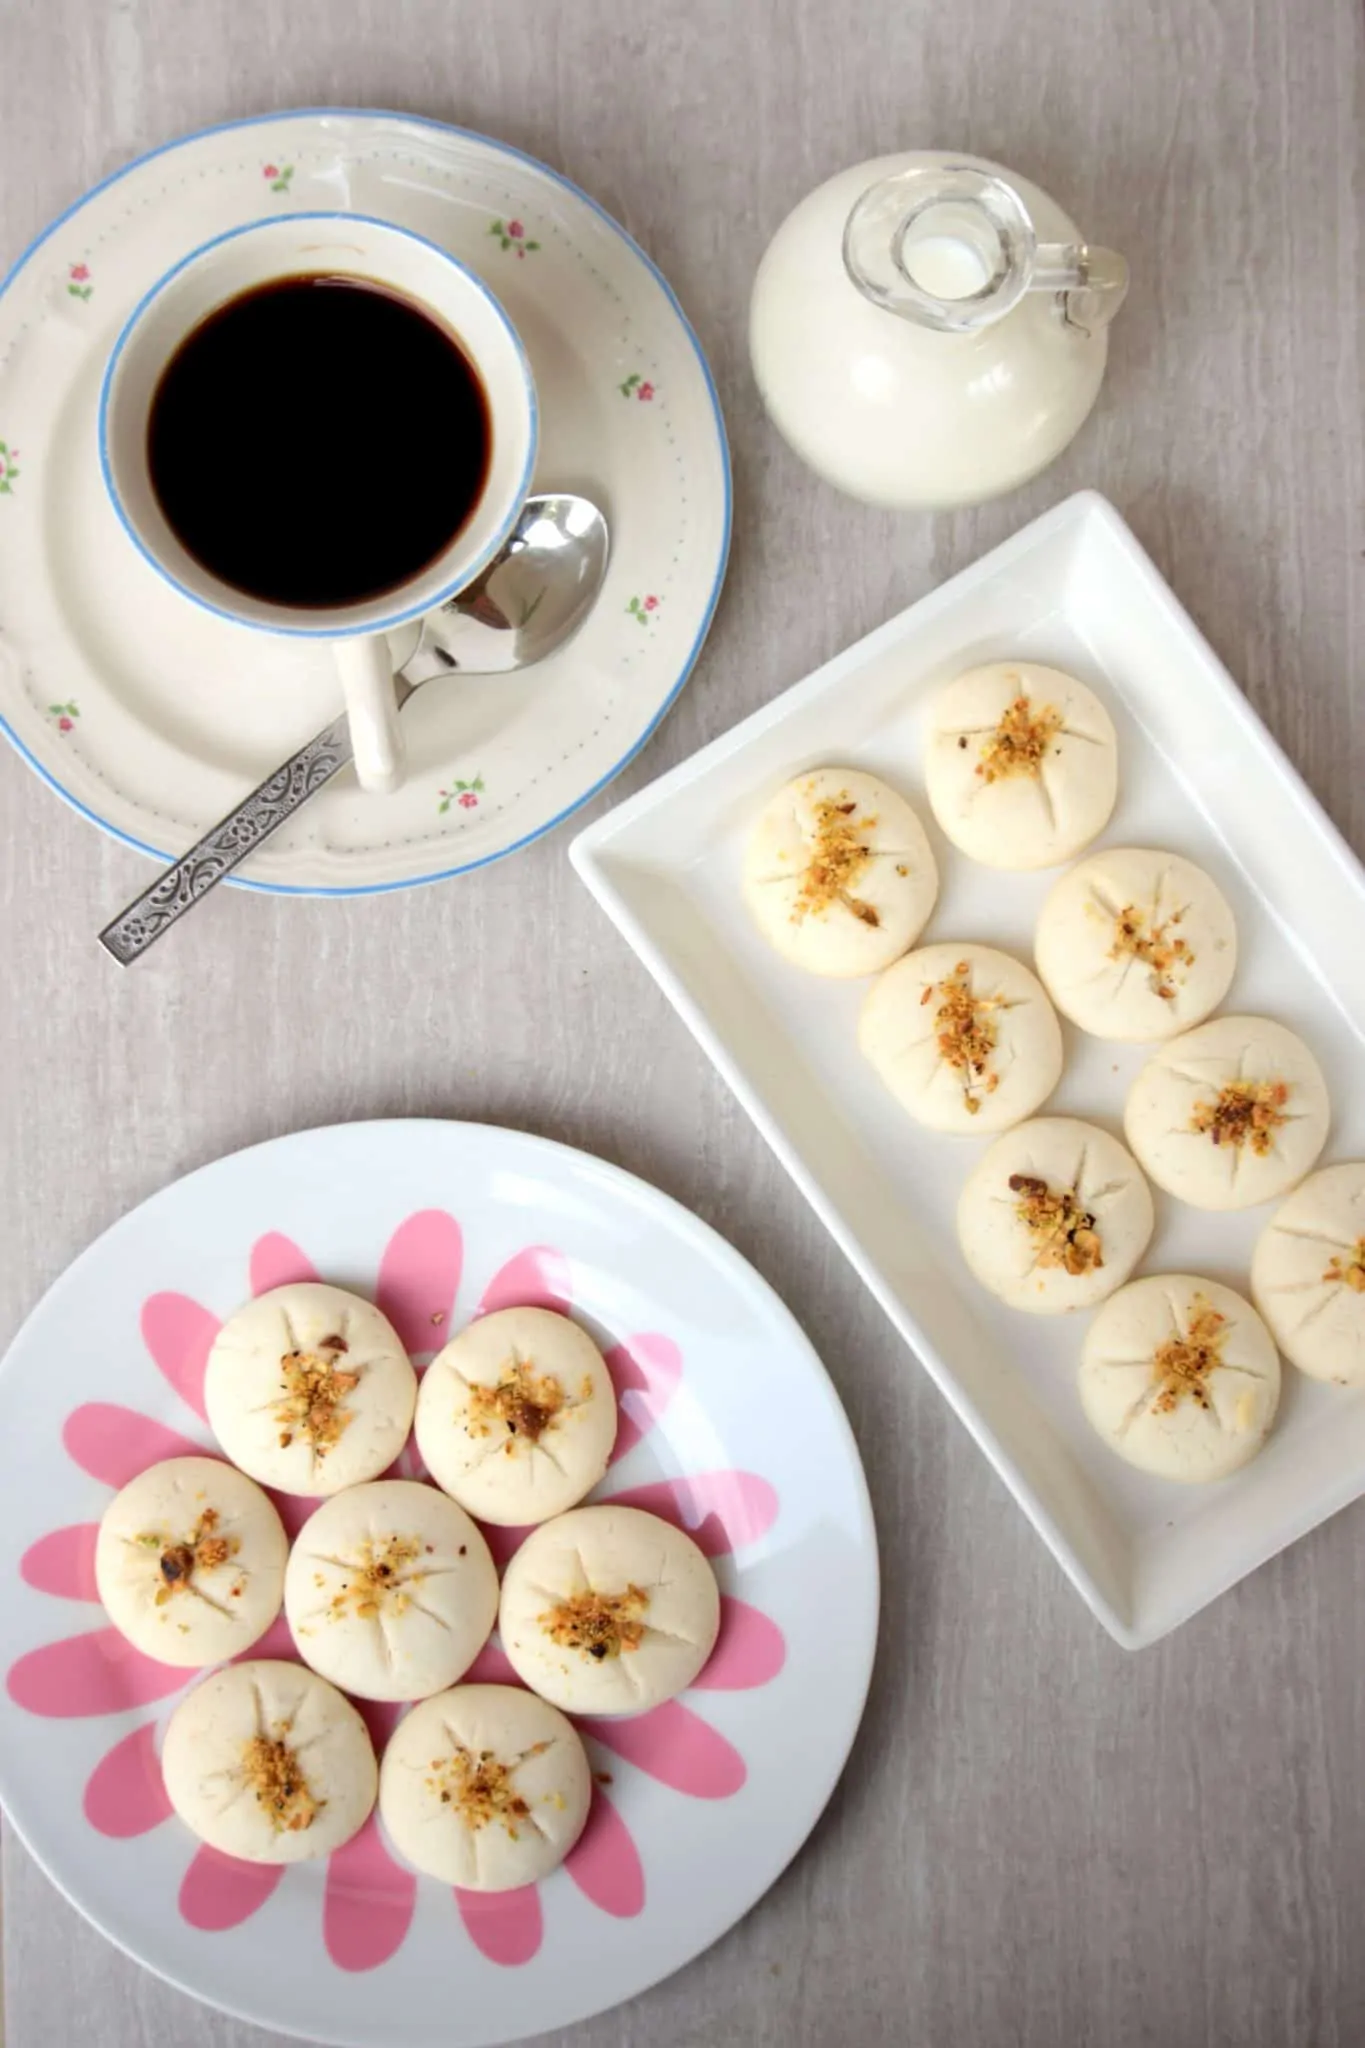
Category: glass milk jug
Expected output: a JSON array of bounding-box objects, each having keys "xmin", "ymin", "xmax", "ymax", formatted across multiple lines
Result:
[{"xmin": 749, "ymin": 152, "xmax": 1128, "ymax": 510}]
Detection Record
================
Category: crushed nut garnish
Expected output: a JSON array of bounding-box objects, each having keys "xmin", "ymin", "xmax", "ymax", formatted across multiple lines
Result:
[
  {"xmin": 974, "ymin": 696, "xmax": 1063, "ymax": 783},
  {"xmin": 541, "ymin": 1585, "xmax": 649, "ymax": 1661},
  {"xmin": 1008, "ymin": 1173, "xmax": 1103, "ymax": 1276},
  {"xmin": 792, "ymin": 796, "xmax": 880, "ymax": 929},
  {"xmin": 1190, "ymin": 1079, "xmax": 1289, "ymax": 1155},
  {"xmin": 242, "ymin": 1731, "xmax": 322, "ymax": 1834},
  {"xmin": 930, "ymin": 959, "xmax": 1005, "ymax": 1114},
  {"xmin": 468, "ymin": 1359, "xmax": 566, "ymax": 1446},
  {"xmin": 144, "ymin": 1506, "xmax": 241, "ymax": 1607},
  {"xmin": 273, "ymin": 1339, "xmax": 359, "ymax": 1455},
  {"xmin": 426, "ymin": 1747, "xmax": 534, "ymax": 1837},
  {"xmin": 1150, "ymin": 1297, "xmax": 1228, "ymax": 1414},
  {"xmin": 1109, "ymin": 904, "xmax": 1193, "ymax": 1001},
  {"xmin": 1324, "ymin": 1240, "xmax": 1365, "ymax": 1295},
  {"xmin": 327, "ymin": 1533, "xmax": 424, "ymax": 1620}
]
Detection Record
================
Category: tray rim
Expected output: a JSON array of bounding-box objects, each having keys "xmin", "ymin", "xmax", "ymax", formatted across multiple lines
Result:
[{"xmin": 570, "ymin": 487, "xmax": 1365, "ymax": 1649}]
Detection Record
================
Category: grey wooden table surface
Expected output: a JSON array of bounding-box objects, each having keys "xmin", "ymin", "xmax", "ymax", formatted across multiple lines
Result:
[{"xmin": 2, "ymin": 0, "xmax": 1362, "ymax": 2042}]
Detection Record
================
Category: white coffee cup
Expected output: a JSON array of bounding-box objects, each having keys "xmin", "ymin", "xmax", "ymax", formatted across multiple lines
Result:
[{"xmin": 99, "ymin": 213, "xmax": 537, "ymax": 793}]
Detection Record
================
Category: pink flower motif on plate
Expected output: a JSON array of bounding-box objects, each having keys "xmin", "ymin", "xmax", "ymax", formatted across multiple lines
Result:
[{"xmin": 6, "ymin": 1212, "xmax": 786, "ymax": 1973}]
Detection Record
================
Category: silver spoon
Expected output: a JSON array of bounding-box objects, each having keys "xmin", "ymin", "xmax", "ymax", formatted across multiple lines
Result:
[{"xmin": 98, "ymin": 493, "xmax": 610, "ymax": 965}]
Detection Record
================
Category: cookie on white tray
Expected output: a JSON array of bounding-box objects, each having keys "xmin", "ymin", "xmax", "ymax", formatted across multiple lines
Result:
[
  {"xmin": 924, "ymin": 662, "xmax": 1117, "ymax": 870},
  {"xmin": 1079, "ymin": 1275, "xmax": 1280, "ymax": 1483},
  {"xmin": 860, "ymin": 943, "xmax": 1064, "ymax": 1134},
  {"xmin": 1034, "ymin": 847, "xmax": 1236, "ymax": 1042},
  {"xmin": 743, "ymin": 767, "xmax": 938, "ymax": 977},
  {"xmin": 956, "ymin": 1117, "xmax": 1154, "ymax": 1314}
]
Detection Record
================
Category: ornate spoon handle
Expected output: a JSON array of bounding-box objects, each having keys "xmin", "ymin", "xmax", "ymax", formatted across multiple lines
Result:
[{"xmin": 98, "ymin": 715, "xmax": 354, "ymax": 966}]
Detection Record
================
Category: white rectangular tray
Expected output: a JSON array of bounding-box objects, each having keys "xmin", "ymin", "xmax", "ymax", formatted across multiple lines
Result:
[{"xmin": 571, "ymin": 491, "xmax": 1365, "ymax": 1648}]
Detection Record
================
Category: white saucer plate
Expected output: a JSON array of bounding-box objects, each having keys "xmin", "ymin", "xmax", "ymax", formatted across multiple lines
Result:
[
  {"xmin": 0, "ymin": 1120, "xmax": 876, "ymax": 2046},
  {"xmin": 0, "ymin": 111, "xmax": 730, "ymax": 892}
]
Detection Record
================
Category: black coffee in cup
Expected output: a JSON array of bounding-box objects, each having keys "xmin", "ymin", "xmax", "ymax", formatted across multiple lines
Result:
[{"xmin": 146, "ymin": 275, "xmax": 490, "ymax": 611}]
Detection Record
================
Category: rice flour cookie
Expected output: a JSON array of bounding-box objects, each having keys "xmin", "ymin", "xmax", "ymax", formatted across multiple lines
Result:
[
  {"xmin": 161, "ymin": 1658, "xmax": 377, "ymax": 1862},
  {"xmin": 416, "ymin": 1307, "xmax": 617, "ymax": 1526},
  {"xmin": 1034, "ymin": 847, "xmax": 1237, "ymax": 1041},
  {"xmin": 859, "ymin": 942, "xmax": 1063, "ymax": 1134},
  {"xmin": 925, "ymin": 662, "xmax": 1117, "ymax": 870},
  {"xmin": 1079, "ymin": 1275, "xmax": 1280, "ymax": 1482},
  {"xmin": 379, "ymin": 1683, "xmax": 591, "ymax": 1889},
  {"xmin": 1124, "ymin": 1016, "xmax": 1329, "ymax": 1211},
  {"xmin": 205, "ymin": 1283, "xmax": 416, "ymax": 1495},
  {"xmin": 1251, "ymin": 1162, "xmax": 1365, "ymax": 1385},
  {"xmin": 955, "ymin": 1118, "xmax": 1154, "ymax": 1314},
  {"xmin": 284, "ymin": 1480, "xmax": 498, "ymax": 1701},
  {"xmin": 95, "ymin": 1456, "xmax": 287, "ymax": 1668},
  {"xmin": 743, "ymin": 767, "xmax": 939, "ymax": 977},
  {"xmin": 499, "ymin": 1504, "xmax": 720, "ymax": 1716}
]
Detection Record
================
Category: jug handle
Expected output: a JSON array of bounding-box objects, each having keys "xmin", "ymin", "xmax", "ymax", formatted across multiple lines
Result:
[{"xmin": 1031, "ymin": 242, "xmax": 1129, "ymax": 336}]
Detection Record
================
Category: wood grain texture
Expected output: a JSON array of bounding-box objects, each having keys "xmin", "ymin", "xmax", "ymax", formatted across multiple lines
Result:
[{"xmin": 2, "ymin": 0, "xmax": 1363, "ymax": 2042}]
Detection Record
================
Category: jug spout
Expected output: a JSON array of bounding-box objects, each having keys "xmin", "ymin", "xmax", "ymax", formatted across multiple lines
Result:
[{"xmin": 843, "ymin": 163, "xmax": 1127, "ymax": 337}]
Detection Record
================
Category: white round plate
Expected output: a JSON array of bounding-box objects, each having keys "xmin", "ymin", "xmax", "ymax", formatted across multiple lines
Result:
[
  {"xmin": 0, "ymin": 1122, "xmax": 876, "ymax": 2046},
  {"xmin": 0, "ymin": 111, "xmax": 730, "ymax": 893}
]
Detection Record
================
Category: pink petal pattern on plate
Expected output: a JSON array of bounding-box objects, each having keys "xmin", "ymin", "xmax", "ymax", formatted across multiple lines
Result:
[
  {"xmin": 179, "ymin": 1845, "xmax": 285, "ymax": 1931},
  {"xmin": 233, "ymin": 1610, "xmax": 297, "ymax": 1663},
  {"xmin": 580, "ymin": 1700, "xmax": 746, "ymax": 1799},
  {"xmin": 265, "ymin": 1493, "xmax": 322, "ymax": 1545},
  {"xmin": 8, "ymin": 1626, "xmax": 187, "ymax": 1718},
  {"xmin": 479, "ymin": 1523, "xmax": 533, "ymax": 1572},
  {"xmin": 692, "ymin": 1597, "xmax": 786, "ymax": 1691},
  {"xmin": 323, "ymin": 1813, "xmax": 418, "ymax": 1972},
  {"xmin": 476, "ymin": 1246, "xmax": 571, "ymax": 1317},
  {"xmin": 248, "ymin": 1232, "xmax": 319, "ymax": 1296},
  {"xmin": 454, "ymin": 1883, "xmax": 543, "ymax": 1965},
  {"xmin": 375, "ymin": 1210, "xmax": 463, "ymax": 1357},
  {"xmin": 20, "ymin": 1523, "xmax": 99, "ymax": 1602},
  {"xmin": 605, "ymin": 1334, "xmax": 683, "ymax": 1465},
  {"xmin": 140, "ymin": 1293, "xmax": 218, "ymax": 1421},
  {"xmin": 564, "ymin": 1785, "xmax": 645, "ymax": 1916},
  {"xmin": 83, "ymin": 1721, "xmax": 172, "ymax": 1837},
  {"xmin": 462, "ymin": 1640, "xmax": 518, "ymax": 1686},
  {"xmin": 63, "ymin": 1404, "xmax": 208, "ymax": 1488},
  {"xmin": 604, "ymin": 1471, "xmax": 779, "ymax": 1557}
]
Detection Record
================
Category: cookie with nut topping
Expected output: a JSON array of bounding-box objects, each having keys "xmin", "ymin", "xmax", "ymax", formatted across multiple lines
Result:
[
  {"xmin": 956, "ymin": 1117, "xmax": 1154, "ymax": 1314},
  {"xmin": 744, "ymin": 767, "xmax": 938, "ymax": 977}
]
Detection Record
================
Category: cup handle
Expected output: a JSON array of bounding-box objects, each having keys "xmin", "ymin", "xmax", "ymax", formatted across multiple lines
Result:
[{"xmin": 334, "ymin": 633, "xmax": 404, "ymax": 794}]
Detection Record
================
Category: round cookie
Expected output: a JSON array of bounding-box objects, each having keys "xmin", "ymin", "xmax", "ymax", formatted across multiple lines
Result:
[
  {"xmin": 1079, "ymin": 1275, "xmax": 1280, "ymax": 1482},
  {"xmin": 416, "ymin": 1307, "xmax": 617, "ymax": 1527},
  {"xmin": 1035, "ymin": 847, "xmax": 1237, "ymax": 1041},
  {"xmin": 499, "ymin": 1504, "xmax": 720, "ymax": 1716},
  {"xmin": 859, "ymin": 942, "xmax": 1064, "ymax": 1134},
  {"xmin": 925, "ymin": 662, "xmax": 1118, "ymax": 870},
  {"xmin": 161, "ymin": 1659, "xmax": 377, "ymax": 1863},
  {"xmin": 743, "ymin": 767, "xmax": 939, "ymax": 977},
  {"xmin": 379, "ymin": 1683, "xmax": 591, "ymax": 1890},
  {"xmin": 284, "ymin": 1480, "xmax": 498, "ymax": 1701},
  {"xmin": 1251, "ymin": 1162, "xmax": 1365, "ymax": 1385},
  {"xmin": 205, "ymin": 1283, "xmax": 416, "ymax": 1496},
  {"xmin": 956, "ymin": 1117, "xmax": 1154, "ymax": 1314},
  {"xmin": 95, "ymin": 1456, "xmax": 287, "ymax": 1668},
  {"xmin": 1124, "ymin": 1016, "xmax": 1329, "ymax": 1211}
]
